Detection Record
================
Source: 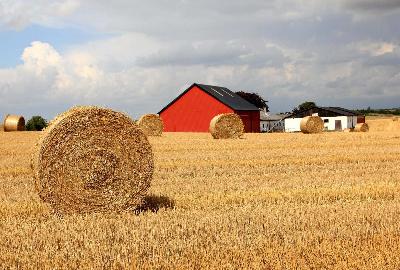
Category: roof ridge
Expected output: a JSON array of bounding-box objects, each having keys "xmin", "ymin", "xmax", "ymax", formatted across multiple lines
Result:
[
  {"xmin": 158, "ymin": 83, "xmax": 259, "ymax": 114},
  {"xmin": 284, "ymin": 106, "xmax": 361, "ymax": 119},
  {"xmin": 194, "ymin": 83, "xmax": 259, "ymax": 111}
]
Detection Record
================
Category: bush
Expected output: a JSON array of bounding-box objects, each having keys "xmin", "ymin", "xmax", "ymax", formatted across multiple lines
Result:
[{"xmin": 26, "ymin": 116, "xmax": 48, "ymax": 131}]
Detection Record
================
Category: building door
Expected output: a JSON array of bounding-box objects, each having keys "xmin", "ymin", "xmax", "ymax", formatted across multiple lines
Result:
[
  {"xmin": 335, "ymin": 120, "xmax": 342, "ymax": 131},
  {"xmin": 239, "ymin": 115, "xmax": 251, "ymax": 132}
]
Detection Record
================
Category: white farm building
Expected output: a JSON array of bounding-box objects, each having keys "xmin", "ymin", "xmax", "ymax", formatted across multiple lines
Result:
[
  {"xmin": 260, "ymin": 111, "xmax": 286, "ymax": 132},
  {"xmin": 284, "ymin": 107, "xmax": 365, "ymax": 132}
]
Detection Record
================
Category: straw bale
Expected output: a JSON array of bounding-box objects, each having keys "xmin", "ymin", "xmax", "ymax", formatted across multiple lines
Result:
[
  {"xmin": 354, "ymin": 123, "xmax": 369, "ymax": 132},
  {"xmin": 300, "ymin": 116, "xmax": 324, "ymax": 134},
  {"xmin": 137, "ymin": 114, "xmax": 163, "ymax": 136},
  {"xmin": 393, "ymin": 117, "xmax": 398, "ymax": 121},
  {"xmin": 209, "ymin": 113, "xmax": 244, "ymax": 139},
  {"xmin": 31, "ymin": 106, "xmax": 154, "ymax": 214},
  {"xmin": 3, "ymin": 115, "xmax": 25, "ymax": 132},
  {"xmin": 343, "ymin": 128, "xmax": 353, "ymax": 132}
]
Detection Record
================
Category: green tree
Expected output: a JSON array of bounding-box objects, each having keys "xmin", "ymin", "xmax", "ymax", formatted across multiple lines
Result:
[
  {"xmin": 235, "ymin": 91, "xmax": 269, "ymax": 111},
  {"xmin": 292, "ymin": 101, "xmax": 316, "ymax": 113},
  {"xmin": 26, "ymin": 116, "xmax": 48, "ymax": 131}
]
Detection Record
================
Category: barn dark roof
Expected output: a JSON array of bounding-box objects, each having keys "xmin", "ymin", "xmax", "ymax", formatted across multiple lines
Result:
[
  {"xmin": 285, "ymin": 106, "xmax": 362, "ymax": 119},
  {"xmin": 159, "ymin": 83, "xmax": 260, "ymax": 113},
  {"xmin": 321, "ymin": 107, "xmax": 361, "ymax": 116}
]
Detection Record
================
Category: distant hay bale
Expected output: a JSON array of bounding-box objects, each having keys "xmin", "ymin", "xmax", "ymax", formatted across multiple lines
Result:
[
  {"xmin": 137, "ymin": 114, "xmax": 163, "ymax": 136},
  {"xmin": 300, "ymin": 116, "xmax": 324, "ymax": 134},
  {"xmin": 354, "ymin": 123, "xmax": 369, "ymax": 132},
  {"xmin": 3, "ymin": 115, "xmax": 25, "ymax": 132},
  {"xmin": 393, "ymin": 117, "xmax": 398, "ymax": 121},
  {"xmin": 343, "ymin": 128, "xmax": 353, "ymax": 132},
  {"xmin": 209, "ymin": 113, "xmax": 244, "ymax": 139},
  {"xmin": 31, "ymin": 106, "xmax": 154, "ymax": 214}
]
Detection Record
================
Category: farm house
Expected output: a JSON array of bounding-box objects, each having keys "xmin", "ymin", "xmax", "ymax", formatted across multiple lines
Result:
[
  {"xmin": 260, "ymin": 111, "xmax": 286, "ymax": 132},
  {"xmin": 284, "ymin": 106, "xmax": 365, "ymax": 132},
  {"xmin": 159, "ymin": 83, "xmax": 260, "ymax": 132}
]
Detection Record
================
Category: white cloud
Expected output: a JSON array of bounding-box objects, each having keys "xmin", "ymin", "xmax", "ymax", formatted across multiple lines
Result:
[
  {"xmin": 358, "ymin": 41, "xmax": 397, "ymax": 56},
  {"xmin": 21, "ymin": 41, "xmax": 62, "ymax": 75},
  {"xmin": 0, "ymin": 39, "xmax": 296, "ymax": 118},
  {"xmin": 0, "ymin": 0, "xmax": 80, "ymax": 30},
  {"xmin": 1, "ymin": 0, "xmax": 400, "ymax": 119}
]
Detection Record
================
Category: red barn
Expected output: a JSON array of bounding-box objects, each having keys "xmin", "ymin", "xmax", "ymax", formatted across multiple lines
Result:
[{"xmin": 159, "ymin": 83, "xmax": 260, "ymax": 132}]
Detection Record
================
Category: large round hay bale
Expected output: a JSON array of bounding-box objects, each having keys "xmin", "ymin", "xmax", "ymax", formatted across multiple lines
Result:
[
  {"xmin": 31, "ymin": 106, "xmax": 154, "ymax": 214},
  {"xmin": 354, "ymin": 123, "xmax": 369, "ymax": 132},
  {"xmin": 300, "ymin": 116, "xmax": 324, "ymax": 134},
  {"xmin": 393, "ymin": 117, "xmax": 398, "ymax": 122},
  {"xmin": 209, "ymin": 113, "xmax": 244, "ymax": 139},
  {"xmin": 137, "ymin": 114, "xmax": 163, "ymax": 136},
  {"xmin": 3, "ymin": 115, "xmax": 25, "ymax": 132}
]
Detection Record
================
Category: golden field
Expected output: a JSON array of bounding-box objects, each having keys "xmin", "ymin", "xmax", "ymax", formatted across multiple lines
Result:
[{"xmin": 1, "ymin": 119, "xmax": 400, "ymax": 269}]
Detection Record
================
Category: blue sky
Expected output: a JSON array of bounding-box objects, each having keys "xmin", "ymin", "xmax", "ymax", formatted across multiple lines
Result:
[
  {"xmin": 0, "ymin": 0, "xmax": 399, "ymax": 120},
  {"xmin": 0, "ymin": 25, "xmax": 107, "ymax": 68}
]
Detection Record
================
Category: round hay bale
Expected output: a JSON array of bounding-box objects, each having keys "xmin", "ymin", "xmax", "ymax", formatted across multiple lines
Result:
[
  {"xmin": 393, "ymin": 117, "xmax": 398, "ymax": 121},
  {"xmin": 300, "ymin": 116, "xmax": 324, "ymax": 134},
  {"xmin": 209, "ymin": 113, "xmax": 244, "ymax": 139},
  {"xmin": 3, "ymin": 115, "xmax": 25, "ymax": 132},
  {"xmin": 354, "ymin": 123, "xmax": 369, "ymax": 132},
  {"xmin": 31, "ymin": 106, "xmax": 154, "ymax": 214},
  {"xmin": 343, "ymin": 128, "xmax": 353, "ymax": 132},
  {"xmin": 137, "ymin": 114, "xmax": 163, "ymax": 136}
]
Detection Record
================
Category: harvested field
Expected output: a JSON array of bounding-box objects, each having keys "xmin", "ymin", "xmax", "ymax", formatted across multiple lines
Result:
[
  {"xmin": 367, "ymin": 118, "xmax": 400, "ymax": 132},
  {"xmin": 1, "ymin": 118, "xmax": 400, "ymax": 269}
]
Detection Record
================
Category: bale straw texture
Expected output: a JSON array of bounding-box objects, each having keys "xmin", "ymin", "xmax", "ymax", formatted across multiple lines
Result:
[
  {"xmin": 209, "ymin": 113, "xmax": 244, "ymax": 139},
  {"xmin": 31, "ymin": 106, "xmax": 154, "ymax": 214},
  {"xmin": 354, "ymin": 123, "xmax": 369, "ymax": 132},
  {"xmin": 300, "ymin": 116, "xmax": 324, "ymax": 134},
  {"xmin": 3, "ymin": 115, "xmax": 25, "ymax": 132},
  {"xmin": 137, "ymin": 114, "xmax": 163, "ymax": 136}
]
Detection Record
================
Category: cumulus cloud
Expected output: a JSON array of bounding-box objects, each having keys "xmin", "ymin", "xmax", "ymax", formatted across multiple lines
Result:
[
  {"xmin": 21, "ymin": 41, "xmax": 62, "ymax": 74},
  {"xmin": 0, "ymin": 39, "xmax": 296, "ymax": 118},
  {"xmin": 0, "ymin": 0, "xmax": 400, "ymax": 118}
]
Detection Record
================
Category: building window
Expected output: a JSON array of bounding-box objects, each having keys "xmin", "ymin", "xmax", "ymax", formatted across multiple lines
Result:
[{"xmin": 324, "ymin": 119, "xmax": 329, "ymax": 123}]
